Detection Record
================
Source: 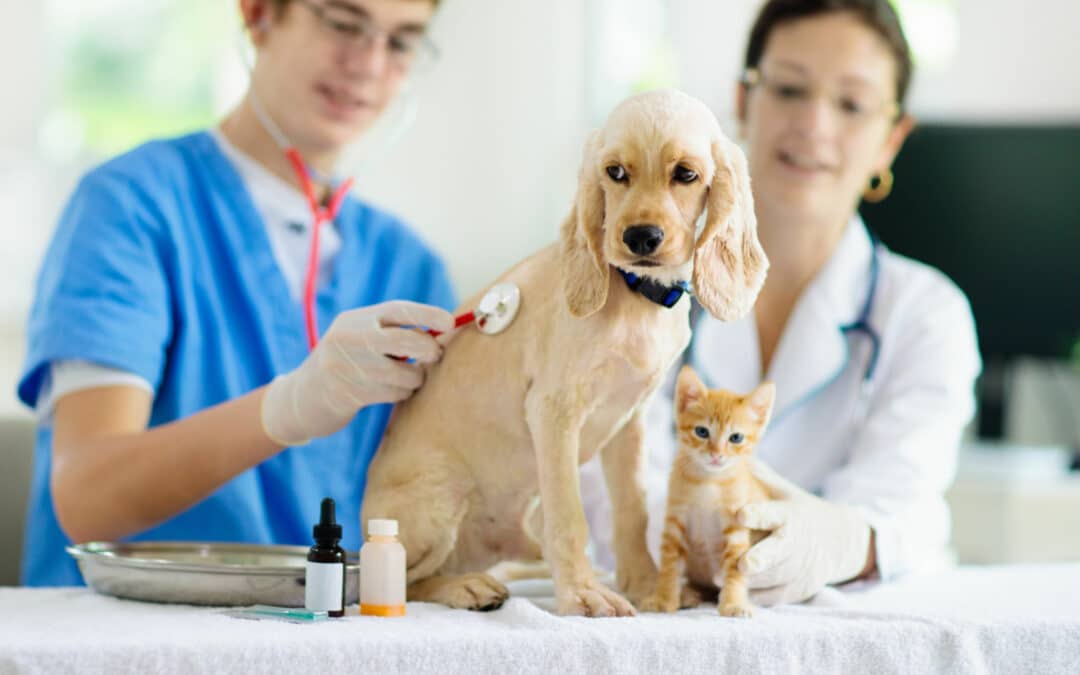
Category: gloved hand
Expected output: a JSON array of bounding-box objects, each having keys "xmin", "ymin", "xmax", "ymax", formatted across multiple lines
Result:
[
  {"xmin": 261, "ymin": 301, "xmax": 455, "ymax": 446},
  {"xmin": 736, "ymin": 460, "xmax": 873, "ymax": 606}
]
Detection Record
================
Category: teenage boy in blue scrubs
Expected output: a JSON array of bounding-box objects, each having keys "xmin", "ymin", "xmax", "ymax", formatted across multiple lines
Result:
[{"xmin": 18, "ymin": 0, "xmax": 453, "ymax": 585}]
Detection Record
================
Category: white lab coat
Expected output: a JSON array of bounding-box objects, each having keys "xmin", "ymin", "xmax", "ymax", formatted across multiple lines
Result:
[{"xmin": 581, "ymin": 218, "xmax": 982, "ymax": 580}]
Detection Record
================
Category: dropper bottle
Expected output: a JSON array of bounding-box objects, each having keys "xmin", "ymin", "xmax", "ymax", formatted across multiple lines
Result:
[{"xmin": 305, "ymin": 497, "xmax": 346, "ymax": 617}]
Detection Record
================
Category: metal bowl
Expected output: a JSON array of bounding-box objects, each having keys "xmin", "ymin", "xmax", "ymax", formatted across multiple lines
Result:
[{"xmin": 67, "ymin": 541, "xmax": 359, "ymax": 607}]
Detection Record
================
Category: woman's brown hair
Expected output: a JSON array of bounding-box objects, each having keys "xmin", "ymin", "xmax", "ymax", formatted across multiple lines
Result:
[
  {"xmin": 270, "ymin": 0, "xmax": 440, "ymax": 7},
  {"xmin": 744, "ymin": 0, "xmax": 913, "ymax": 107}
]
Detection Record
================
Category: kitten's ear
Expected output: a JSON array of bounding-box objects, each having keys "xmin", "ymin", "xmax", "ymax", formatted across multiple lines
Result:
[
  {"xmin": 676, "ymin": 365, "xmax": 707, "ymax": 413},
  {"xmin": 746, "ymin": 382, "xmax": 776, "ymax": 427}
]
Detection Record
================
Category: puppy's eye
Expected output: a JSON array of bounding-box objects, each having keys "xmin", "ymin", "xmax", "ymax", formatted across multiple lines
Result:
[
  {"xmin": 606, "ymin": 165, "xmax": 628, "ymax": 183},
  {"xmin": 672, "ymin": 165, "xmax": 698, "ymax": 184},
  {"xmin": 728, "ymin": 432, "xmax": 745, "ymax": 444},
  {"xmin": 694, "ymin": 426, "xmax": 710, "ymax": 439}
]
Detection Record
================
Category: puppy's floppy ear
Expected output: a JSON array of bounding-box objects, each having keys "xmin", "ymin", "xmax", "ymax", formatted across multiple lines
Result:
[
  {"xmin": 692, "ymin": 135, "xmax": 768, "ymax": 321},
  {"xmin": 562, "ymin": 131, "xmax": 609, "ymax": 318}
]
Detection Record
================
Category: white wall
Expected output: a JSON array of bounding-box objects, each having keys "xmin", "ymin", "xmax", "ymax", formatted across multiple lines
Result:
[
  {"xmin": 350, "ymin": 0, "xmax": 590, "ymax": 300},
  {"xmin": 667, "ymin": 0, "xmax": 760, "ymax": 135},
  {"xmin": 0, "ymin": 3, "xmax": 50, "ymax": 418},
  {"xmin": 910, "ymin": 0, "xmax": 1080, "ymax": 122},
  {"xmin": 0, "ymin": 4, "xmax": 46, "ymax": 155}
]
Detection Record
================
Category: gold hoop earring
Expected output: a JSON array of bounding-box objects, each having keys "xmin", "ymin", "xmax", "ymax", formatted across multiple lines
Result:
[{"xmin": 863, "ymin": 169, "xmax": 894, "ymax": 203}]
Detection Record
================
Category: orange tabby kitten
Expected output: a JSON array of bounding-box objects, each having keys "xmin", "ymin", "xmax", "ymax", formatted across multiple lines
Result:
[{"xmin": 641, "ymin": 365, "xmax": 775, "ymax": 618}]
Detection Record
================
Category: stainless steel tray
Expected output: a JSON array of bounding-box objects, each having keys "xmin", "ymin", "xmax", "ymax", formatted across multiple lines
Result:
[{"xmin": 67, "ymin": 541, "xmax": 359, "ymax": 607}]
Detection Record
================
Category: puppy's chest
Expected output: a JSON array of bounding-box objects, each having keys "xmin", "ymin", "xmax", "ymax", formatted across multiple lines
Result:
[
  {"xmin": 576, "ymin": 334, "xmax": 677, "ymax": 447},
  {"xmin": 612, "ymin": 317, "xmax": 686, "ymax": 374},
  {"xmin": 577, "ymin": 372, "xmax": 651, "ymax": 463}
]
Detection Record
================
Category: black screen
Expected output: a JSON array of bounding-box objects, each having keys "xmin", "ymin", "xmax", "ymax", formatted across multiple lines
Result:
[{"xmin": 860, "ymin": 124, "xmax": 1080, "ymax": 362}]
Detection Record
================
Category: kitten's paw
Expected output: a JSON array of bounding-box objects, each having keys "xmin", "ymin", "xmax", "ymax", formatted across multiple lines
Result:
[
  {"xmin": 680, "ymin": 585, "xmax": 704, "ymax": 609},
  {"xmin": 557, "ymin": 580, "xmax": 636, "ymax": 617},
  {"xmin": 719, "ymin": 603, "xmax": 754, "ymax": 618},
  {"xmin": 638, "ymin": 593, "xmax": 679, "ymax": 613}
]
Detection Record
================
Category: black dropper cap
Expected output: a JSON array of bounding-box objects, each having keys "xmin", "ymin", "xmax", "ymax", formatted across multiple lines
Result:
[{"xmin": 313, "ymin": 497, "xmax": 343, "ymax": 544}]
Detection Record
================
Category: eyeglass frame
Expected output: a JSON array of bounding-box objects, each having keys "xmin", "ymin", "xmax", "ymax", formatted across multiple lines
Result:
[
  {"xmin": 741, "ymin": 67, "xmax": 903, "ymax": 128},
  {"xmin": 295, "ymin": 0, "xmax": 441, "ymax": 75}
]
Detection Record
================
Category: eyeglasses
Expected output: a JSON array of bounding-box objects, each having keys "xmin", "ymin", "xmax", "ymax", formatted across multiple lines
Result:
[
  {"xmin": 742, "ymin": 68, "xmax": 901, "ymax": 130},
  {"xmin": 298, "ymin": 0, "xmax": 440, "ymax": 74}
]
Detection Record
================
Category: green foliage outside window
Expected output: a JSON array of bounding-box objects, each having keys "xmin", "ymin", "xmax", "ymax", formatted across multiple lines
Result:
[{"xmin": 48, "ymin": 0, "xmax": 237, "ymax": 157}]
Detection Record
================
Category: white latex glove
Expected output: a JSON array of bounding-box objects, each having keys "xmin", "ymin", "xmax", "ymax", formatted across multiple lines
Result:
[
  {"xmin": 261, "ymin": 301, "xmax": 454, "ymax": 446},
  {"xmin": 736, "ymin": 460, "xmax": 873, "ymax": 606}
]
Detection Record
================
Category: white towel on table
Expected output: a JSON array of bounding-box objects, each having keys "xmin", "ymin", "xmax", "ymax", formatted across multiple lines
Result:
[{"xmin": 2, "ymin": 564, "xmax": 1079, "ymax": 674}]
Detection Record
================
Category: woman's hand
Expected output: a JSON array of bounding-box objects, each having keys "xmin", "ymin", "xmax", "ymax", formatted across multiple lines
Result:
[
  {"xmin": 736, "ymin": 460, "xmax": 875, "ymax": 606},
  {"xmin": 261, "ymin": 301, "xmax": 454, "ymax": 446}
]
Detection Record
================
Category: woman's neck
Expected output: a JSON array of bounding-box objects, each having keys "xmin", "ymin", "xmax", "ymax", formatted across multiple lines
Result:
[
  {"xmin": 756, "ymin": 201, "xmax": 850, "ymax": 298},
  {"xmin": 751, "ymin": 200, "xmax": 850, "ymax": 374},
  {"xmin": 218, "ymin": 94, "xmax": 339, "ymax": 198}
]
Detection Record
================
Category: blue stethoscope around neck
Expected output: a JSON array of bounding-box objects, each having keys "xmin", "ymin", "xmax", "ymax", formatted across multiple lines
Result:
[{"xmin": 840, "ymin": 227, "xmax": 884, "ymax": 386}]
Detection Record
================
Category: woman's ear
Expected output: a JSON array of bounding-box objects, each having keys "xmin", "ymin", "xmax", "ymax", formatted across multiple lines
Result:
[{"xmin": 876, "ymin": 113, "xmax": 916, "ymax": 172}]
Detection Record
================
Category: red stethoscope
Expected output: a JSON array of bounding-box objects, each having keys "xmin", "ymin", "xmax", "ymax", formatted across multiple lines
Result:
[
  {"xmin": 283, "ymin": 148, "xmax": 353, "ymax": 349},
  {"xmin": 242, "ymin": 34, "xmax": 521, "ymax": 351},
  {"xmin": 281, "ymin": 146, "xmax": 521, "ymax": 351}
]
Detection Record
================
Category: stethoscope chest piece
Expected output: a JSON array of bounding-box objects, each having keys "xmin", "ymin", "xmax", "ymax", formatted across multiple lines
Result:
[{"xmin": 474, "ymin": 282, "xmax": 521, "ymax": 335}]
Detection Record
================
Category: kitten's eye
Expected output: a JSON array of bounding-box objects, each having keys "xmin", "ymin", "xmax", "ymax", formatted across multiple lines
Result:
[
  {"xmin": 694, "ymin": 426, "xmax": 710, "ymax": 439},
  {"xmin": 728, "ymin": 432, "xmax": 745, "ymax": 444},
  {"xmin": 606, "ymin": 165, "xmax": 628, "ymax": 183},
  {"xmin": 672, "ymin": 165, "xmax": 698, "ymax": 184}
]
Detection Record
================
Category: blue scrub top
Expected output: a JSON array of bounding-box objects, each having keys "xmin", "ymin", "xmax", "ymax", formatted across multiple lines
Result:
[{"xmin": 17, "ymin": 131, "xmax": 457, "ymax": 586}]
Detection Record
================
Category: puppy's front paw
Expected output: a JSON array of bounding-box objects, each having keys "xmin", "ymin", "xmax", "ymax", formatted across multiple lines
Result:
[
  {"xmin": 410, "ymin": 573, "xmax": 509, "ymax": 611},
  {"xmin": 617, "ymin": 559, "xmax": 659, "ymax": 606},
  {"xmin": 557, "ymin": 580, "xmax": 636, "ymax": 617},
  {"xmin": 637, "ymin": 593, "xmax": 678, "ymax": 613},
  {"xmin": 719, "ymin": 602, "xmax": 753, "ymax": 619}
]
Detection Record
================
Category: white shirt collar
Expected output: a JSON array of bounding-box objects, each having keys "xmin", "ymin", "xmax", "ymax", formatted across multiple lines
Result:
[
  {"xmin": 811, "ymin": 215, "xmax": 875, "ymax": 329},
  {"xmin": 765, "ymin": 217, "xmax": 874, "ymax": 419},
  {"xmin": 208, "ymin": 127, "xmax": 344, "ymax": 302},
  {"xmin": 209, "ymin": 127, "xmax": 314, "ymax": 226}
]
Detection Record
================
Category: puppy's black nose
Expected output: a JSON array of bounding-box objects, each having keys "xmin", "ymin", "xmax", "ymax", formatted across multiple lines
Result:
[{"xmin": 623, "ymin": 225, "xmax": 664, "ymax": 256}]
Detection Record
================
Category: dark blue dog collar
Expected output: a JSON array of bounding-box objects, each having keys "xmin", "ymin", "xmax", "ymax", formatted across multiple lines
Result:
[{"xmin": 617, "ymin": 269, "xmax": 691, "ymax": 309}]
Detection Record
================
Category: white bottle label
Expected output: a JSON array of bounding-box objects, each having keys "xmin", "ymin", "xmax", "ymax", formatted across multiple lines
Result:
[{"xmin": 305, "ymin": 561, "xmax": 344, "ymax": 612}]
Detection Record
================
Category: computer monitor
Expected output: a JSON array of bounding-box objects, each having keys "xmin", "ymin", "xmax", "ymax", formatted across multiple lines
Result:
[{"xmin": 859, "ymin": 123, "xmax": 1080, "ymax": 436}]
